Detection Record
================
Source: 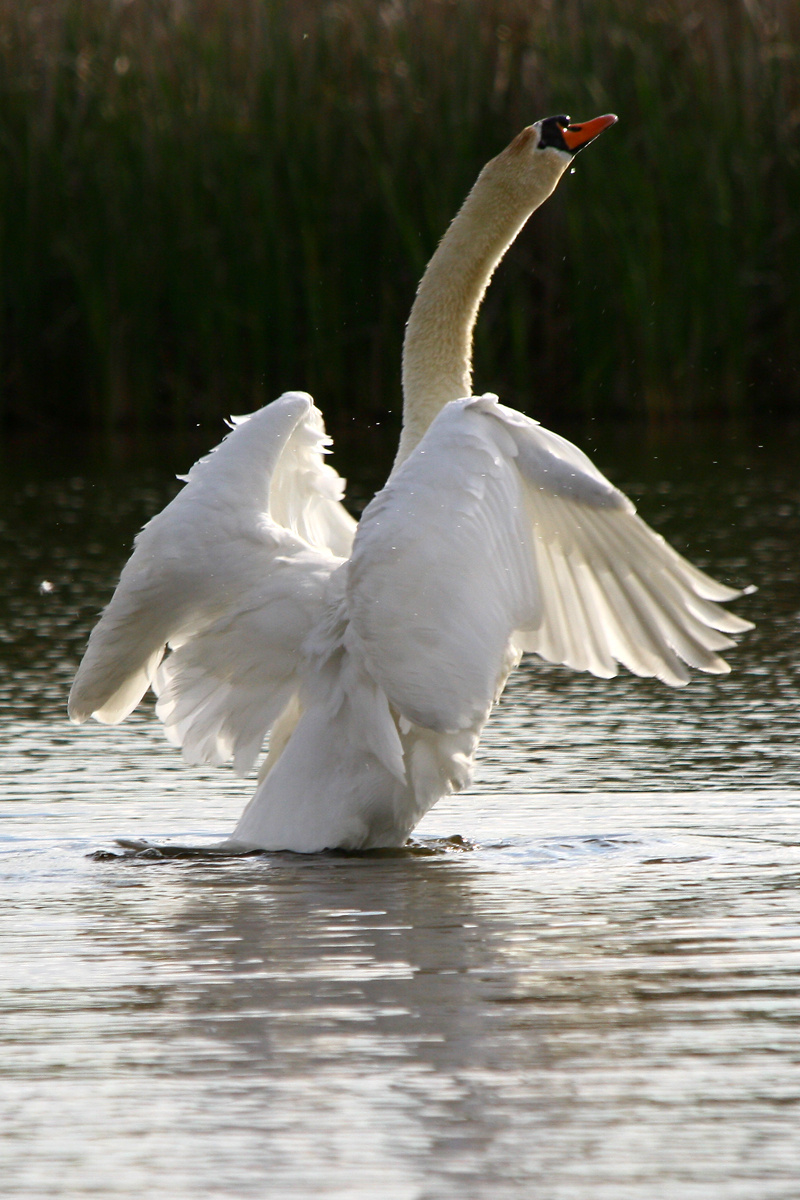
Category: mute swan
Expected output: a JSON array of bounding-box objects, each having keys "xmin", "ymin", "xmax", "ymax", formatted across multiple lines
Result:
[{"xmin": 69, "ymin": 113, "xmax": 752, "ymax": 852}]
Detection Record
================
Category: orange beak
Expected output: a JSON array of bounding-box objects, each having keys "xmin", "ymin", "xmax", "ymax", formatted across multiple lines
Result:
[{"xmin": 561, "ymin": 113, "xmax": 618, "ymax": 152}]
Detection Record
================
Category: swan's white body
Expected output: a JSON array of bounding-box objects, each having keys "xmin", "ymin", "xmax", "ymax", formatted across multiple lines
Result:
[{"xmin": 69, "ymin": 115, "xmax": 752, "ymax": 851}]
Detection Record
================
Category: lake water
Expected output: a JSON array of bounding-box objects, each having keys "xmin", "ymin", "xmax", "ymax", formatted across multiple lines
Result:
[{"xmin": 2, "ymin": 419, "xmax": 799, "ymax": 1198}]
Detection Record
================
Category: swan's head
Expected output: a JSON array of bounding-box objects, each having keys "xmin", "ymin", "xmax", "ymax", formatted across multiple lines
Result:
[
  {"xmin": 533, "ymin": 113, "xmax": 618, "ymax": 157},
  {"xmin": 487, "ymin": 112, "xmax": 618, "ymax": 207}
]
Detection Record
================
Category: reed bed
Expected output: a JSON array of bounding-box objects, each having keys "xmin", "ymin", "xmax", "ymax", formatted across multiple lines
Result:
[{"xmin": 1, "ymin": 0, "xmax": 798, "ymax": 431}]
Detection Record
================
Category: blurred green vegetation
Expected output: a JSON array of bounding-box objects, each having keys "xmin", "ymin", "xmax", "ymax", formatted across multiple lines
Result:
[{"xmin": 0, "ymin": 0, "xmax": 798, "ymax": 433}]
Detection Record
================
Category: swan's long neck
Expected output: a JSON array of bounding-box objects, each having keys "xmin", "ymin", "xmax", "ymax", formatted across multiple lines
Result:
[{"xmin": 394, "ymin": 139, "xmax": 568, "ymax": 470}]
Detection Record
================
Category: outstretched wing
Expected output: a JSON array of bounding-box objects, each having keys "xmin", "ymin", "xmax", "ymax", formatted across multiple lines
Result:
[
  {"xmin": 347, "ymin": 394, "xmax": 752, "ymax": 736},
  {"xmin": 69, "ymin": 392, "xmax": 356, "ymax": 775}
]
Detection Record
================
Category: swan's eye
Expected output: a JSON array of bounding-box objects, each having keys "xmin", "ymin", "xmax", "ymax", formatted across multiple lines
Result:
[{"xmin": 537, "ymin": 115, "xmax": 571, "ymax": 152}]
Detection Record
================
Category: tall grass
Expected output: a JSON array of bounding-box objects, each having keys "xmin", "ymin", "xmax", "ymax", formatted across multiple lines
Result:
[{"xmin": 0, "ymin": 0, "xmax": 798, "ymax": 431}]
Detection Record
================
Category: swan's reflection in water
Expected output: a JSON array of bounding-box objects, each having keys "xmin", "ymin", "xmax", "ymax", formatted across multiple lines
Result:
[
  {"xmin": 62, "ymin": 793, "xmax": 800, "ymax": 1198},
  {"xmin": 86, "ymin": 848, "xmax": 528, "ymax": 1190}
]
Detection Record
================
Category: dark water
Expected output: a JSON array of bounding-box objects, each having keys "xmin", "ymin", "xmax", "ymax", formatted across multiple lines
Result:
[{"xmin": 2, "ymin": 419, "xmax": 799, "ymax": 1198}]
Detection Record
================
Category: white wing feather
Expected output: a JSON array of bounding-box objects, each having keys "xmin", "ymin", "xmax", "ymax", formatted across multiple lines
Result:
[
  {"xmin": 347, "ymin": 399, "xmax": 539, "ymax": 734},
  {"xmin": 348, "ymin": 395, "xmax": 752, "ymax": 736},
  {"xmin": 69, "ymin": 392, "xmax": 356, "ymax": 774}
]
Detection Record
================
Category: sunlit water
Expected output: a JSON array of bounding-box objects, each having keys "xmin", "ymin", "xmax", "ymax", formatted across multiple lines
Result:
[{"xmin": 2, "ymin": 421, "xmax": 799, "ymax": 1198}]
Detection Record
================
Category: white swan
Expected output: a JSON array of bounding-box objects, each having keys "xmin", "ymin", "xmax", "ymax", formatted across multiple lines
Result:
[{"xmin": 69, "ymin": 113, "xmax": 752, "ymax": 852}]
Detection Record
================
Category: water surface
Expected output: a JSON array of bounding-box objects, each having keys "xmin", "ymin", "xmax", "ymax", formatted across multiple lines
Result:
[{"xmin": 1, "ymin": 421, "xmax": 799, "ymax": 1197}]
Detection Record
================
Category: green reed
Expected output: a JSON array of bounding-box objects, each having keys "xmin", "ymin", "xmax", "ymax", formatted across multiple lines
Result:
[{"xmin": 0, "ymin": 0, "xmax": 797, "ymax": 431}]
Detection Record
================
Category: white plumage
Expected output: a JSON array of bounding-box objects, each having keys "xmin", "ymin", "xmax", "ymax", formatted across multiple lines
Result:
[{"xmin": 69, "ymin": 114, "xmax": 751, "ymax": 851}]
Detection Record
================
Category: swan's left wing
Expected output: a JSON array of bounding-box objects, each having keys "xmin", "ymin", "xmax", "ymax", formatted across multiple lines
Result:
[
  {"xmin": 69, "ymin": 392, "xmax": 355, "ymax": 774},
  {"xmin": 347, "ymin": 395, "xmax": 752, "ymax": 736}
]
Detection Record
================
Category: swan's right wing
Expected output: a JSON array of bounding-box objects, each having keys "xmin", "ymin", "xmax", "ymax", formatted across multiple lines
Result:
[
  {"xmin": 69, "ymin": 393, "xmax": 355, "ymax": 774},
  {"xmin": 347, "ymin": 395, "xmax": 752, "ymax": 736},
  {"xmin": 346, "ymin": 399, "xmax": 542, "ymax": 734}
]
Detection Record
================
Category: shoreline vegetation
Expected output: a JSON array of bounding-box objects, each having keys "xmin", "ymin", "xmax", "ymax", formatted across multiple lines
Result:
[{"xmin": 1, "ymin": 0, "xmax": 798, "ymax": 433}]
